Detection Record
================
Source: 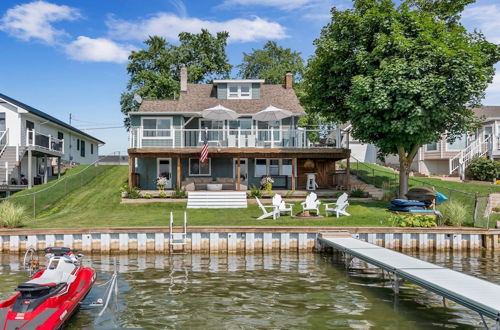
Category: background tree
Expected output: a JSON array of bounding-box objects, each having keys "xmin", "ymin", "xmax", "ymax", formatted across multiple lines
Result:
[
  {"xmin": 237, "ymin": 41, "xmax": 304, "ymax": 84},
  {"xmin": 121, "ymin": 30, "xmax": 232, "ymax": 127},
  {"xmin": 302, "ymin": 0, "xmax": 499, "ymax": 197}
]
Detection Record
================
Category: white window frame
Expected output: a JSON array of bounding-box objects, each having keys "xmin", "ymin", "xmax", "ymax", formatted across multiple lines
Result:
[
  {"xmin": 425, "ymin": 141, "xmax": 439, "ymax": 152},
  {"xmin": 199, "ymin": 119, "xmax": 224, "ymax": 142},
  {"xmin": 141, "ymin": 117, "xmax": 173, "ymax": 139},
  {"xmin": 228, "ymin": 119, "xmax": 253, "ymax": 135},
  {"xmin": 254, "ymin": 158, "xmax": 293, "ymax": 177},
  {"xmin": 157, "ymin": 158, "xmax": 173, "ymax": 189},
  {"xmin": 445, "ymin": 134, "xmax": 468, "ymax": 151},
  {"xmin": 227, "ymin": 84, "xmax": 252, "ymax": 100},
  {"xmin": 256, "ymin": 120, "xmax": 281, "ymax": 142},
  {"xmin": 189, "ymin": 158, "xmax": 211, "ymax": 176}
]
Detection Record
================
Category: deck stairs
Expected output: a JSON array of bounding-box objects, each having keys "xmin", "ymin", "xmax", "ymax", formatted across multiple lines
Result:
[
  {"xmin": 187, "ymin": 191, "xmax": 248, "ymax": 208},
  {"xmin": 0, "ymin": 146, "xmax": 25, "ymax": 185},
  {"xmin": 448, "ymin": 136, "xmax": 491, "ymax": 179}
]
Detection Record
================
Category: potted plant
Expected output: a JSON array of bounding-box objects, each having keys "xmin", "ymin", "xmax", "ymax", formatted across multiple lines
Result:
[
  {"xmin": 120, "ymin": 183, "xmax": 129, "ymax": 198},
  {"xmin": 155, "ymin": 176, "xmax": 168, "ymax": 191},
  {"xmin": 260, "ymin": 176, "xmax": 274, "ymax": 193}
]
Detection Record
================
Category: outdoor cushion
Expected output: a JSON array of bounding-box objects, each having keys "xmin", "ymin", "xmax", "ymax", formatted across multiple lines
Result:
[{"xmin": 391, "ymin": 199, "xmax": 427, "ymax": 207}]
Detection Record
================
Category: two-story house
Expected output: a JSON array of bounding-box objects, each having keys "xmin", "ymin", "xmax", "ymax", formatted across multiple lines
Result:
[
  {"xmin": 378, "ymin": 106, "xmax": 500, "ymax": 178},
  {"xmin": 128, "ymin": 69, "xmax": 351, "ymax": 192},
  {"xmin": 0, "ymin": 93, "xmax": 104, "ymax": 193}
]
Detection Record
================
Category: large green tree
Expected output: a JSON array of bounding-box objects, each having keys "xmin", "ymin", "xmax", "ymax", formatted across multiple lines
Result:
[
  {"xmin": 237, "ymin": 41, "xmax": 304, "ymax": 84},
  {"xmin": 303, "ymin": 0, "xmax": 499, "ymax": 197},
  {"xmin": 121, "ymin": 30, "xmax": 232, "ymax": 127}
]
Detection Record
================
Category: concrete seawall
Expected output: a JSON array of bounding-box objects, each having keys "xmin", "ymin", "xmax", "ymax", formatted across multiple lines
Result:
[{"xmin": 0, "ymin": 227, "xmax": 498, "ymax": 254}]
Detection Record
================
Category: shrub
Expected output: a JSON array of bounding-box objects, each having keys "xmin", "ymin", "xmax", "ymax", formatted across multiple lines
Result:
[
  {"xmin": 285, "ymin": 190, "xmax": 295, "ymax": 198},
  {"xmin": 158, "ymin": 191, "xmax": 168, "ymax": 199},
  {"xmin": 126, "ymin": 187, "xmax": 141, "ymax": 199},
  {"xmin": 493, "ymin": 206, "xmax": 500, "ymax": 213},
  {"xmin": 465, "ymin": 158, "xmax": 500, "ymax": 182},
  {"xmin": 142, "ymin": 193, "xmax": 153, "ymax": 199},
  {"xmin": 389, "ymin": 214, "xmax": 437, "ymax": 228},
  {"xmin": 0, "ymin": 201, "xmax": 28, "ymax": 228},
  {"xmin": 249, "ymin": 185, "xmax": 263, "ymax": 198},
  {"xmin": 171, "ymin": 185, "xmax": 187, "ymax": 199},
  {"xmin": 438, "ymin": 200, "xmax": 468, "ymax": 226},
  {"xmin": 350, "ymin": 186, "xmax": 366, "ymax": 198},
  {"xmin": 334, "ymin": 191, "xmax": 344, "ymax": 198}
]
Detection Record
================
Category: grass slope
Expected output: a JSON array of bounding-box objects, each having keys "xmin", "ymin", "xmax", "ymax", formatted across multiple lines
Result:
[
  {"xmin": 28, "ymin": 166, "xmax": 393, "ymax": 228},
  {"xmin": 351, "ymin": 162, "xmax": 497, "ymax": 227}
]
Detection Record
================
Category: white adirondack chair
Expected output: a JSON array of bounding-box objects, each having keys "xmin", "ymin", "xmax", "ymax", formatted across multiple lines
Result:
[
  {"xmin": 324, "ymin": 193, "xmax": 350, "ymax": 218},
  {"xmin": 272, "ymin": 194, "xmax": 293, "ymax": 216},
  {"xmin": 256, "ymin": 197, "xmax": 280, "ymax": 220},
  {"xmin": 301, "ymin": 192, "xmax": 321, "ymax": 215}
]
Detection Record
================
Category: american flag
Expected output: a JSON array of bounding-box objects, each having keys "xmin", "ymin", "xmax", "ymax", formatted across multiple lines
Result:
[{"xmin": 200, "ymin": 134, "xmax": 209, "ymax": 163}]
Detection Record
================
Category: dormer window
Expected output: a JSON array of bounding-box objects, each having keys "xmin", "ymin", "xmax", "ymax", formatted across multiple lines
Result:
[{"xmin": 228, "ymin": 84, "xmax": 251, "ymax": 99}]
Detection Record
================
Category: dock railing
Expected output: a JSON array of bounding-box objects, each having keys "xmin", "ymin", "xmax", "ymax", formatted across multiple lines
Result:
[
  {"xmin": 349, "ymin": 157, "xmax": 491, "ymax": 228},
  {"xmin": 0, "ymin": 155, "xmax": 117, "ymax": 219}
]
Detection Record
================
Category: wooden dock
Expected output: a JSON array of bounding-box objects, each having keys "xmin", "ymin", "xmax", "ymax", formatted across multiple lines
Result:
[{"xmin": 318, "ymin": 231, "xmax": 500, "ymax": 327}]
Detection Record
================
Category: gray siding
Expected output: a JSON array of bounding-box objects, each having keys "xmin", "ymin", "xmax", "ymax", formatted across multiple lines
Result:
[
  {"xmin": 252, "ymin": 83, "xmax": 260, "ymax": 99},
  {"xmin": 217, "ymin": 84, "xmax": 227, "ymax": 99},
  {"xmin": 130, "ymin": 116, "xmax": 141, "ymax": 126},
  {"xmin": 137, "ymin": 158, "xmax": 156, "ymax": 190}
]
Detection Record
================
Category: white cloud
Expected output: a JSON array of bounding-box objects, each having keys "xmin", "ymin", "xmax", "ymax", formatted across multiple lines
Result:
[
  {"xmin": 65, "ymin": 36, "xmax": 135, "ymax": 63},
  {"xmin": 106, "ymin": 13, "xmax": 287, "ymax": 43},
  {"xmin": 462, "ymin": 4, "xmax": 500, "ymax": 43},
  {"xmin": 221, "ymin": 0, "xmax": 314, "ymax": 10},
  {"xmin": 0, "ymin": 0, "xmax": 80, "ymax": 44}
]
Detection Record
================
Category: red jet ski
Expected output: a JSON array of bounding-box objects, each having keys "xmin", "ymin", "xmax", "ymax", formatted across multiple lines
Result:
[{"xmin": 0, "ymin": 247, "xmax": 96, "ymax": 329}]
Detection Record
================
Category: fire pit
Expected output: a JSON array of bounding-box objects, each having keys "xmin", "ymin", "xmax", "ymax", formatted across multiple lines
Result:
[{"xmin": 291, "ymin": 211, "xmax": 324, "ymax": 219}]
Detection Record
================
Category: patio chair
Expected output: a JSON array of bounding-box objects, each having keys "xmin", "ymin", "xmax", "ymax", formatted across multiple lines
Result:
[
  {"xmin": 227, "ymin": 135, "xmax": 236, "ymax": 147},
  {"xmin": 272, "ymin": 194, "xmax": 294, "ymax": 216},
  {"xmin": 301, "ymin": 192, "xmax": 321, "ymax": 215},
  {"xmin": 255, "ymin": 197, "xmax": 280, "ymax": 220},
  {"xmin": 324, "ymin": 193, "xmax": 351, "ymax": 218}
]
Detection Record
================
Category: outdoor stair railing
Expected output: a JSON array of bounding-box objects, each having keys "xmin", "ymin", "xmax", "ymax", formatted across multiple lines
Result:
[{"xmin": 448, "ymin": 136, "xmax": 491, "ymax": 178}]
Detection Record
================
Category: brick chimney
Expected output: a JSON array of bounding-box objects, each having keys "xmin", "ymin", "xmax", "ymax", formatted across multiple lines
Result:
[
  {"xmin": 180, "ymin": 66, "xmax": 188, "ymax": 93},
  {"xmin": 285, "ymin": 72, "xmax": 293, "ymax": 89}
]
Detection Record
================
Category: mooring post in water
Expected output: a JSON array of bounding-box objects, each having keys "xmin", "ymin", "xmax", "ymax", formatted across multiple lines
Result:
[{"xmin": 389, "ymin": 273, "xmax": 404, "ymax": 295}]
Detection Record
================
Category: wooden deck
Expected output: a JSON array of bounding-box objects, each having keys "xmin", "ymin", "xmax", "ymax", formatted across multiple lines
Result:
[{"xmin": 128, "ymin": 147, "xmax": 350, "ymax": 160}]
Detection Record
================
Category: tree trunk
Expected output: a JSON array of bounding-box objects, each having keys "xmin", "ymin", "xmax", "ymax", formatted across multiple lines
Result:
[
  {"xmin": 398, "ymin": 158, "xmax": 410, "ymax": 198},
  {"xmin": 397, "ymin": 145, "xmax": 419, "ymax": 198}
]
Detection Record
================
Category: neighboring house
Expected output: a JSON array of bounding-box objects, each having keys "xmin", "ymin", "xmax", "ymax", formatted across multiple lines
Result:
[
  {"xmin": 378, "ymin": 106, "xmax": 500, "ymax": 177},
  {"xmin": 128, "ymin": 69, "xmax": 350, "ymax": 191},
  {"xmin": 0, "ymin": 93, "xmax": 105, "ymax": 192}
]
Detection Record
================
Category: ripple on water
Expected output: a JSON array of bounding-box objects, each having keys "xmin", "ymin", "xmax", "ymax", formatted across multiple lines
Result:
[{"xmin": 0, "ymin": 251, "xmax": 497, "ymax": 329}]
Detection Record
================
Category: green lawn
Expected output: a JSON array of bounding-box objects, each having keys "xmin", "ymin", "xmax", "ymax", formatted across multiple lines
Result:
[
  {"xmin": 9, "ymin": 164, "xmax": 114, "ymax": 219},
  {"xmin": 351, "ymin": 162, "xmax": 496, "ymax": 227},
  {"xmin": 25, "ymin": 166, "xmax": 393, "ymax": 228},
  {"xmin": 351, "ymin": 162, "xmax": 500, "ymax": 195}
]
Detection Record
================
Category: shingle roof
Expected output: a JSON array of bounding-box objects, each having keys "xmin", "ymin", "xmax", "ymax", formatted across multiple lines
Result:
[
  {"xmin": 0, "ymin": 93, "xmax": 105, "ymax": 144},
  {"xmin": 139, "ymin": 84, "xmax": 305, "ymax": 115},
  {"xmin": 473, "ymin": 106, "xmax": 500, "ymax": 119}
]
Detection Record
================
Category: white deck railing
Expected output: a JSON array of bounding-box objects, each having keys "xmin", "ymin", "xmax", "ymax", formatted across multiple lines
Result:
[
  {"xmin": 26, "ymin": 129, "xmax": 64, "ymax": 153},
  {"xmin": 0, "ymin": 129, "xmax": 8, "ymax": 157},
  {"xmin": 129, "ymin": 127, "xmax": 348, "ymax": 149}
]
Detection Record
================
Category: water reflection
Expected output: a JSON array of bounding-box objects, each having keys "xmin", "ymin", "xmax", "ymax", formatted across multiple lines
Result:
[{"xmin": 0, "ymin": 251, "xmax": 497, "ymax": 329}]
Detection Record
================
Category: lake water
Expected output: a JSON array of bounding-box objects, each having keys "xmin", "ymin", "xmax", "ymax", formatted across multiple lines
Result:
[{"xmin": 0, "ymin": 251, "xmax": 498, "ymax": 329}]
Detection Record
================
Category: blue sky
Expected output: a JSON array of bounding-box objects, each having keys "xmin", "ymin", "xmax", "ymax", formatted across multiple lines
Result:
[{"xmin": 0, "ymin": 0, "xmax": 499, "ymax": 154}]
